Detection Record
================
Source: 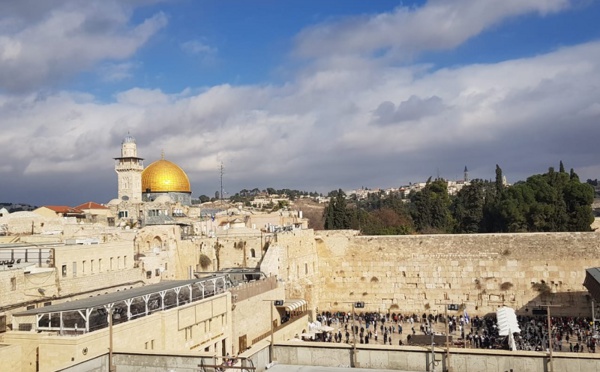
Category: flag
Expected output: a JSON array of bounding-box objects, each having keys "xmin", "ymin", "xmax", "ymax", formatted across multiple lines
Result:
[{"xmin": 464, "ymin": 309, "xmax": 470, "ymax": 324}]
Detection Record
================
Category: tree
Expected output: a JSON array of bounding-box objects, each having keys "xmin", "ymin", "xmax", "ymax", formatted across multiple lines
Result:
[
  {"xmin": 323, "ymin": 189, "xmax": 351, "ymax": 229},
  {"xmin": 198, "ymin": 195, "xmax": 210, "ymax": 203},
  {"xmin": 451, "ymin": 180, "xmax": 485, "ymax": 233},
  {"xmin": 410, "ymin": 179, "xmax": 453, "ymax": 233}
]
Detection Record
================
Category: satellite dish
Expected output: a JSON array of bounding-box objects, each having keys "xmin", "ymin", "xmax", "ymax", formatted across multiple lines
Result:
[{"xmin": 121, "ymin": 195, "xmax": 129, "ymax": 201}]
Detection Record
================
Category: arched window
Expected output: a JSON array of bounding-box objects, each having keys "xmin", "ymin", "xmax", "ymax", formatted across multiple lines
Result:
[{"xmin": 250, "ymin": 248, "xmax": 256, "ymax": 258}]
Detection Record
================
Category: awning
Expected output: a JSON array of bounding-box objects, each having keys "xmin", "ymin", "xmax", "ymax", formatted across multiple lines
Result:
[
  {"xmin": 276, "ymin": 299, "xmax": 307, "ymax": 312},
  {"xmin": 315, "ymin": 325, "xmax": 335, "ymax": 332},
  {"xmin": 584, "ymin": 268, "xmax": 600, "ymax": 302}
]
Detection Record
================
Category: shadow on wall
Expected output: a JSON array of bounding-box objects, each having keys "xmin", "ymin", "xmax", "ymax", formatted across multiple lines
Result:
[{"xmin": 473, "ymin": 291, "xmax": 591, "ymax": 319}]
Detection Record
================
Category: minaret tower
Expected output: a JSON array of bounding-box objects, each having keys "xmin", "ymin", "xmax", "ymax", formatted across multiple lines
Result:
[
  {"xmin": 114, "ymin": 133, "xmax": 144, "ymax": 202},
  {"xmin": 464, "ymin": 166, "xmax": 469, "ymax": 183}
]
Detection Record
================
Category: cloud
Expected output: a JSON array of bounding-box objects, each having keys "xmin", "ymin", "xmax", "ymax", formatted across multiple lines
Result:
[
  {"xmin": 181, "ymin": 40, "xmax": 217, "ymax": 56},
  {"xmin": 373, "ymin": 95, "xmax": 447, "ymax": 125},
  {"xmin": 0, "ymin": 0, "xmax": 167, "ymax": 92},
  {"xmin": 2, "ymin": 39, "xmax": 600, "ymax": 205},
  {"xmin": 1, "ymin": 1, "xmax": 600, "ymax": 205},
  {"xmin": 98, "ymin": 62, "xmax": 139, "ymax": 82},
  {"xmin": 295, "ymin": 0, "xmax": 570, "ymax": 60},
  {"xmin": 181, "ymin": 40, "xmax": 218, "ymax": 65}
]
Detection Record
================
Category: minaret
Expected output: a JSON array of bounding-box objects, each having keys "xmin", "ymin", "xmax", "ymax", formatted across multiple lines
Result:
[
  {"xmin": 464, "ymin": 166, "xmax": 469, "ymax": 183},
  {"xmin": 114, "ymin": 133, "xmax": 144, "ymax": 202}
]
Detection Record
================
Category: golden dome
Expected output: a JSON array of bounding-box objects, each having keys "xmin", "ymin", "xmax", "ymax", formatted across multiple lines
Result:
[{"xmin": 142, "ymin": 159, "xmax": 191, "ymax": 193}]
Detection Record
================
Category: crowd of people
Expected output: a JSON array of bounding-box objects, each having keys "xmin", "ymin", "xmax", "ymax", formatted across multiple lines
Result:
[{"xmin": 310, "ymin": 309, "xmax": 599, "ymax": 354}]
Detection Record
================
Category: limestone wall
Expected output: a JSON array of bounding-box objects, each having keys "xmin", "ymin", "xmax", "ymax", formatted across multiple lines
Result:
[
  {"xmin": 231, "ymin": 277, "xmax": 286, "ymax": 355},
  {"xmin": 274, "ymin": 230, "xmax": 321, "ymax": 311},
  {"xmin": 0, "ymin": 343, "xmax": 22, "ymax": 371},
  {"xmin": 274, "ymin": 342, "xmax": 600, "ymax": 372},
  {"xmin": 316, "ymin": 231, "xmax": 600, "ymax": 316}
]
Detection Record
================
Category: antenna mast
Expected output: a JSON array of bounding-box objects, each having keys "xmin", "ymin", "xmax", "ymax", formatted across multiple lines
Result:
[{"xmin": 220, "ymin": 162, "xmax": 224, "ymax": 205}]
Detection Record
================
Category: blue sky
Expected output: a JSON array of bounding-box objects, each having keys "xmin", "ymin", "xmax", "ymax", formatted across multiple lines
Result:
[{"xmin": 1, "ymin": 0, "xmax": 600, "ymax": 205}]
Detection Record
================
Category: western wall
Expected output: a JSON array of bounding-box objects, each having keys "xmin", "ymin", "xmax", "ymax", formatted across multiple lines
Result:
[{"xmin": 313, "ymin": 230, "xmax": 600, "ymax": 316}]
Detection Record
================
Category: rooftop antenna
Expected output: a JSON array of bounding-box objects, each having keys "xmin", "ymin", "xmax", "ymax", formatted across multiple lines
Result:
[{"xmin": 220, "ymin": 161, "xmax": 224, "ymax": 206}]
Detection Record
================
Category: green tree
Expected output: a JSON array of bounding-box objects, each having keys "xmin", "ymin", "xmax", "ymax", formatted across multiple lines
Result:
[
  {"xmin": 410, "ymin": 179, "xmax": 453, "ymax": 233},
  {"xmin": 323, "ymin": 189, "xmax": 351, "ymax": 229},
  {"xmin": 451, "ymin": 180, "xmax": 485, "ymax": 233}
]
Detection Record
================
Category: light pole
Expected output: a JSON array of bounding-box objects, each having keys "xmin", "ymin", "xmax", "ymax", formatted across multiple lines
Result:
[
  {"xmin": 445, "ymin": 306, "xmax": 450, "ymax": 372},
  {"xmin": 349, "ymin": 301, "xmax": 365, "ymax": 368},
  {"xmin": 544, "ymin": 305, "xmax": 561, "ymax": 372},
  {"xmin": 108, "ymin": 307, "xmax": 116, "ymax": 372},
  {"xmin": 264, "ymin": 299, "xmax": 283, "ymax": 364},
  {"xmin": 352, "ymin": 302, "xmax": 357, "ymax": 368}
]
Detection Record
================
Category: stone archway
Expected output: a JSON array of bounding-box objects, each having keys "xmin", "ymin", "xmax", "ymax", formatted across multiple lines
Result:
[{"xmin": 151, "ymin": 236, "xmax": 163, "ymax": 252}]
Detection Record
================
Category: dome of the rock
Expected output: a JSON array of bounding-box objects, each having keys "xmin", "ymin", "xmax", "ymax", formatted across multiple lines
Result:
[{"xmin": 142, "ymin": 159, "xmax": 191, "ymax": 193}]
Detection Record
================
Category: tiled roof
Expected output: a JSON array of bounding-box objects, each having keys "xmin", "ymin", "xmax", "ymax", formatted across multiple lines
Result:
[
  {"xmin": 43, "ymin": 206, "xmax": 83, "ymax": 214},
  {"xmin": 74, "ymin": 201, "xmax": 108, "ymax": 210}
]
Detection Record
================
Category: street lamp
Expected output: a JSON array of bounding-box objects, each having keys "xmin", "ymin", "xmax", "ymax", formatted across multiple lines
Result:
[
  {"xmin": 107, "ymin": 306, "xmax": 116, "ymax": 372},
  {"xmin": 352, "ymin": 301, "xmax": 364, "ymax": 368},
  {"xmin": 263, "ymin": 299, "xmax": 284, "ymax": 364}
]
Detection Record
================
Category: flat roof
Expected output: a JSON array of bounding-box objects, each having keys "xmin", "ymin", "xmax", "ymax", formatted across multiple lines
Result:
[{"xmin": 14, "ymin": 276, "xmax": 226, "ymax": 316}]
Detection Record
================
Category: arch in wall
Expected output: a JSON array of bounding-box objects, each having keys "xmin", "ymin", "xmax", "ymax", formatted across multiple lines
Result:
[
  {"xmin": 250, "ymin": 248, "xmax": 256, "ymax": 258},
  {"xmin": 151, "ymin": 236, "xmax": 163, "ymax": 252}
]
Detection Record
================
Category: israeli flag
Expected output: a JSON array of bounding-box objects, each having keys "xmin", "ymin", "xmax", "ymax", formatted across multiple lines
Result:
[{"xmin": 464, "ymin": 310, "xmax": 470, "ymax": 324}]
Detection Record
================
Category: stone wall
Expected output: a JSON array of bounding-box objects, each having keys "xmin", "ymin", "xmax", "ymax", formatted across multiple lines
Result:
[
  {"xmin": 274, "ymin": 342, "xmax": 600, "ymax": 372},
  {"xmin": 316, "ymin": 231, "xmax": 600, "ymax": 316}
]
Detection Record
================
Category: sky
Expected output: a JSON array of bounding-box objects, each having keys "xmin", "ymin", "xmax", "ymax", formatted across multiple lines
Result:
[{"xmin": 1, "ymin": 0, "xmax": 600, "ymax": 206}]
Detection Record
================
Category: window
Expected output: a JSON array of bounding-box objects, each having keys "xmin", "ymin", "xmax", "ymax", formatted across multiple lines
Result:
[
  {"xmin": 44, "ymin": 302, "xmax": 52, "ymax": 306},
  {"xmin": 118, "ymin": 210, "xmax": 129, "ymax": 218},
  {"xmin": 146, "ymin": 271, "xmax": 152, "ymax": 279},
  {"xmin": 250, "ymin": 249, "xmax": 256, "ymax": 258},
  {"xmin": 62, "ymin": 264, "xmax": 67, "ymax": 278},
  {"xmin": 18, "ymin": 323, "xmax": 32, "ymax": 331},
  {"xmin": 305, "ymin": 263, "xmax": 308, "ymax": 275},
  {"xmin": 72, "ymin": 262, "xmax": 77, "ymax": 277},
  {"xmin": 26, "ymin": 305, "xmax": 35, "ymax": 310},
  {"xmin": 82, "ymin": 260, "xmax": 86, "ymax": 274},
  {"xmin": 123, "ymin": 256, "xmax": 127, "ymax": 267},
  {"xmin": 164, "ymin": 263, "xmax": 168, "ymax": 271},
  {"xmin": 110, "ymin": 258, "xmax": 113, "ymax": 270},
  {"xmin": 11, "ymin": 277, "xmax": 16, "ymax": 291},
  {"xmin": 117, "ymin": 256, "xmax": 120, "ymax": 269},
  {"xmin": 91, "ymin": 259, "xmax": 94, "ymax": 273},
  {"xmin": 155, "ymin": 268, "xmax": 160, "ymax": 277},
  {"xmin": 99, "ymin": 259, "xmax": 102, "ymax": 272}
]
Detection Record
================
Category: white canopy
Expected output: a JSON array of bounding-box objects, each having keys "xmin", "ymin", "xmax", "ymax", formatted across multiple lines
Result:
[{"xmin": 496, "ymin": 306, "xmax": 521, "ymax": 336}]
